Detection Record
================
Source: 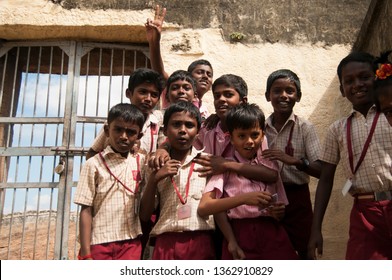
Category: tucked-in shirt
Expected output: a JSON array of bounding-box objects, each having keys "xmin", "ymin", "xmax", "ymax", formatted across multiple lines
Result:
[
  {"xmin": 90, "ymin": 110, "xmax": 163, "ymax": 155},
  {"xmin": 147, "ymin": 147, "xmax": 215, "ymax": 236},
  {"xmin": 265, "ymin": 112, "xmax": 321, "ymax": 185},
  {"xmin": 204, "ymin": 149, "xmax": 288, "ymax": 219},
  {"xmin": 321, "ymin": 106, "xmax": 392, "ymax": 194},
  {"xmin": 73, "ymin": 146, "xmax": 145, "ymax": 245},
  {"xmin": 194, "ymin": 121, "xmax": 268, "ymax": 157}
]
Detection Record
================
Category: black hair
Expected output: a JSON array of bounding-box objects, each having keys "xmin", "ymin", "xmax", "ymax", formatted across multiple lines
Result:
[
  {"xmin": 265, "ymin": 69, "xmax": 302, "ymax": 101},
  {"xmin": 165, "ymin": 70, "xmax": 197, "ymax": 101},
  {"xmin": 127, "ymin": 68, "xmax": 165, "ymax": 98},
  {"xmin": 226, "ymin": 103, "xmax": 265, "ymax": 134},
  {"xmin": 374, "ymin": 50, "xmax": 392, "ymax": 111},
  {"xmin": 212, "ymin": 74, "xmax": 248, "ymax": 100},
  {"xmin": 163, "ymin": 101, "xmax": 202, "ymax": 130},
  {"xmin": 107, "ymin": 103, "xmax": 145, "ymax": 131},
  {"xmin": 187, "ymin": 59, "xmax": 213, "ymax": 74},
  {"xmin": 337, "ymin": 51, "xmax": 376, "ymax": 84}
]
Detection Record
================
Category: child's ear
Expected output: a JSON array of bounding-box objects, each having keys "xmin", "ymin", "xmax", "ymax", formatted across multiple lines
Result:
[
  {"xmin": 163, "ymin": 126, "xmax": 168, "ymax": 137},
  {"xmin": 137, "ymin": 132, "xmax": 144, "ymax": 140},
  {"xmin": 240, "ymin": 96, "xmax": 248, "ymax": 104},
  {"xmin": 104, "ymin": 124, "xmax": 110, "ymax": 137},
  {"xmin": 125, "ymin": 88, "xmax": 132, "ymax": 100},
  {"xmin": 339, "ymin": 85, "xmax": 346, "ymax": 97},
  {"xmin": 265, "ymin": 92, "xmax": 271, "ymax": 102}
]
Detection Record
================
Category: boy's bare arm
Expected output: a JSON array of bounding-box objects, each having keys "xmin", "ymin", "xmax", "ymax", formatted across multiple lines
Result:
[
  {"xmin": 145, "ymin": 5, "xmax": 168, "ymax": 81},
  {"xmin": 194, "ymin": 154, "xmax": 278, "ymax": 183},
  {"xmin": 79, "ymin": 205, "xmax": 93, "ymax": 259},
  {"xmin": 214, "ymin": 212, "xmax": 245, "ymax": 260},
  {"xmin": 308, "ymin": 161, "xmax": 336, "ymax": 259},
  {"xmin": 197, "ymin": 190, "xmax": 271, "ymax": 217}
]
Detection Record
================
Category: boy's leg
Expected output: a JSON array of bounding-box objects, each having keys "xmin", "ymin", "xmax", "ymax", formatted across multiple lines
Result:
[
  {"xmin": 281, "ymin": 183, "xmax": 313, "ymax": 259},
  {"xmin": 346, "ymin": 199, "xmax": 392, "ymax": 260}
]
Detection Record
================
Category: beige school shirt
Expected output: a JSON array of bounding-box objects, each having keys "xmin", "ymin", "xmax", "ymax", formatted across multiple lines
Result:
[
  {"xmin": 74, "ymin": 146, "xmax": 145, "ymax": 245},
  {"xmin": 321, "ymin": 106, "xmax": 392, "ymax": 194},
  {"xmin": 90, "ymin": 110, "xmax": 163, "ymax": 155},
  {"xmin": 145, "ymin": 148, "xmax": 215, "ymax": 236},
  {"xmin": 265, "ymin": 112, "xmax": 321, "ymax": 185}
]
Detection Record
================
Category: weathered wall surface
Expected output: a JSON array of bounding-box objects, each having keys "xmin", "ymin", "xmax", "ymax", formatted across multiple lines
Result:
[{"xmin": 1, "ymin": 0, "xmax": 390, "ymax": 260}]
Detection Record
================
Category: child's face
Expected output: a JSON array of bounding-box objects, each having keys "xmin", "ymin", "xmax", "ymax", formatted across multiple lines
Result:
[
  {"xmin": 267, "ymin": 78, "xmax": 299, "ymax": 114},
  {"xmin": 377, "ymin": 85, "xmax": 392, "ymax": 126},
  {"xmin": 126, "ymin": 82, "xmax": 160, "ymax": 116},
  {"xmin": 104, "ymin": 119, "xmax": 142, "ymax": 157},
  {"xmin": 167, "ymin": 79, "xmax": 195, "ymax": 104},
  {"xmin": 230, "ymin": 123, "xmax": 264, "ymax": 160},
  {"xmin": 191, "ymin": 65, "xmax": 213, "ymax": 96},
  {"xmin": 340, "ymin": 62, "xmax": 374, "ymax": 110},
  {"xmin": 213, "ymin": 85, "xmax": 245, "ymax": 120},
  {"xmin": 164, "ymin": 111, "xmax": 198, "ymax": 152}
]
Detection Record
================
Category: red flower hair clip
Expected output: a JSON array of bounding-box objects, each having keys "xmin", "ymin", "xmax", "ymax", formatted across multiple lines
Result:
[{"xmin": 375, "ymin": 63, "xmax": 392, "ymax": 80}]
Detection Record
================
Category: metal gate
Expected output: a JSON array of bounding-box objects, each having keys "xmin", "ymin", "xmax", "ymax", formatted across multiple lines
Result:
[{"xmin": 0, "ymin": 41, "xmax": 150, "ymax": 259}]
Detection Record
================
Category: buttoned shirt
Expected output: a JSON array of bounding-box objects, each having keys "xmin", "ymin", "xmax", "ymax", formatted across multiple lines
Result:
[
  {"xmin": 321, "ymin": 106, "xmax": 392, "ymax": 194},
  {"xmin": 147, "ymin": 147, "xmax": 215, "ymax": 236},
  {"xmin": 265, "ymin": 112, "xmax": 321, "ymax": 185},
  {"xmin": 203, "ymin": 149, "xmax": 288, "ymax": 219},
  {"xmin": 90, "ymin": 110, "xmax": 163, "ymax": 155},
  {"xmin": 74, "ymin": 146, "xmax": 145, "ymax": 245}
]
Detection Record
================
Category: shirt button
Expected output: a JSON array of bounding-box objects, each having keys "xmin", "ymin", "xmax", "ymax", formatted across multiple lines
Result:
[{"xmin": 371, "ymin": 164, "xmax": 375, "ymax": 168}]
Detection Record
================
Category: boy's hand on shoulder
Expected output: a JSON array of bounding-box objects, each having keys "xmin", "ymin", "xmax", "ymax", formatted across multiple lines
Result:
[
  {"xmin": 155, "ymin": 159, "xmax": 181, "ymax": 181},
  {"xmin": 148, "ymin": 149, "xmax": 170, "ymax": 171},
  {"xmin": 193, "ymin": 154, "xmax": 227, "ymax": 177},
  {"xmin": 262, "ymin": 149, "xmax": 297, "ymax": 165}
]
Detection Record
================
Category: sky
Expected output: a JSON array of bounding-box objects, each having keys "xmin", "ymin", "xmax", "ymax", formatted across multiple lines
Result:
[{"xmin": 3, "ymin": 71, "xmax": 128, "ymax": 214}]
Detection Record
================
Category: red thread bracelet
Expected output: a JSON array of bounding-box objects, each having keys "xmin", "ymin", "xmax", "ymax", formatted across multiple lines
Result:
[{"xmin": 78, "ymin": 254, "xmax": 93, "ymax": 260}]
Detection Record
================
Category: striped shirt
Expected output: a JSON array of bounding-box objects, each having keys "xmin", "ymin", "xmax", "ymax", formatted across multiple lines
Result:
[
  {"xmin": 90, "ymin": 110, "xmax": 163, "ymax": 155},
  {"xmin": 321, "ymin": 106, "xmax": 392, "ymax": 194},
  {"xmin": 265, "ymin": 112, "xmax": 321, "ymax": 185},
  {"xmin": 203, "ymin": 149, "xmax": 288, "ymax": 219},
  {"xmin": 73, "ymin": 146, "xmax": 145, "ymax": 245},
  {"xmin": 147, "ymin": 148, "xmax": 215, "ymax": 236}
]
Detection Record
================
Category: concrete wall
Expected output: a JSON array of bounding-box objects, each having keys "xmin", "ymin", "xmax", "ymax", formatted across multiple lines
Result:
[{"xmin": 1, "ymin": 0, "xmax": 390, "ymax": 259}]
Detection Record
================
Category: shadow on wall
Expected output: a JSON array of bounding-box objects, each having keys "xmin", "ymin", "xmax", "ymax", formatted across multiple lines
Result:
[{"xmin": 307, "ymin": 76, "xmax": 353, "ymax": 260}]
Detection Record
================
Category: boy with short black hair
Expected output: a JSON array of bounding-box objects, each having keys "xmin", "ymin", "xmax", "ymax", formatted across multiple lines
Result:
[
  {"xmin": 140, "ymin": 101, "xmax": 215, "ymax": 260},
  {"xmin": 198, "ymin": 103, "xmax": 298, "ymax": 260},
  {"xmin": 308, "ymin": 51, "xmax": 392, "ymax": 260},
  {"xmin": 74, "ymin": 103, "xmax": 145, "ymax": 260},
  {"xmin": 86, "ymin": 68, "xmax": 165, "ymax": 159}
]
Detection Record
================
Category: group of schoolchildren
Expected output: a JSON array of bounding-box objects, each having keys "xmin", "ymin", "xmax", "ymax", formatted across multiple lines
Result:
[{"xmin": 73, "ymin": 5, "xmax": 392, "ymax": 260}]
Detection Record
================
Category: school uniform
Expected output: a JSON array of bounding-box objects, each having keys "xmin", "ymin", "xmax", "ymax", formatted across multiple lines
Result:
[
  {"xmin": 321, "ymin": 106, "xmax": 392, "ymax": 259},
  {"xmin": 195, "ymin": 121, "xmax": 268, "ymax": 157},
  {"xmin": 147, "ymin": 147, "xmax": 215, "ymax": 260},
  {"xmin": 265, "ymin": 112, "xmax": 321, "ymax": 257},
  {"xmin": 74, "ymin": 146, "xmax": 144, "ymax": 260},
  {"xmin": 91, "ymin": 110, "xmax": 163, "ymax": 155},
  {"xmin": 204, "ymin": 149, "xmax": 298, "ymax": 260}
]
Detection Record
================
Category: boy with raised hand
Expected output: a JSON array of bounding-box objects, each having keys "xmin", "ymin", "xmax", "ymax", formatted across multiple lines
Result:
[
  {"xmin": 308, "ymin": 52, "xmax": 392, "ymax": 260},
  {"xmin": 145, "ymin": 5, "xmax": 213, "ymax": 120},
  {"xmin": 74, "ymin": 103, "xmax": 145, "ymax": 260}
]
